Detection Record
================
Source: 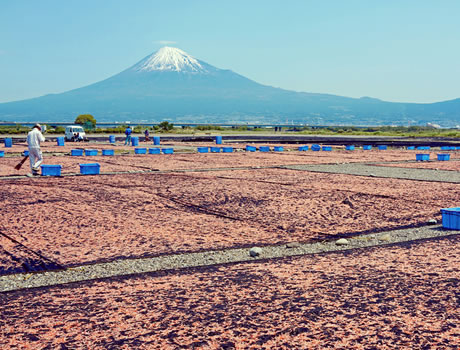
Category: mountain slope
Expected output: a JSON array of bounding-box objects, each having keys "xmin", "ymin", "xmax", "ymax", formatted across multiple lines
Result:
[{"xmin": 0, "ymin": 47, "xmax": 458, "ymax": 126}]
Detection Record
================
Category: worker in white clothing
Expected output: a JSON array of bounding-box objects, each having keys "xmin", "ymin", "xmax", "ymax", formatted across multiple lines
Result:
[{"xmin": 27, "ymin": 123, "xmax": 45, "ymax": 176}]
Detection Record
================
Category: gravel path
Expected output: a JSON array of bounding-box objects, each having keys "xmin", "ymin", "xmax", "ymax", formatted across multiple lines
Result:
[
  {"xmin": 284, "ymin": 163, "xmax": 460, "ymax": 183},
  {"xmin": 0, "ymin": 225, "xmax": 457, "ymax": 293}
]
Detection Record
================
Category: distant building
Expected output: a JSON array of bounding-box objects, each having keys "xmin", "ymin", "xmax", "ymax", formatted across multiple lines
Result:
[{"xmin": 426, "ymin": 122, "xmax": 441, "ymax": 129}]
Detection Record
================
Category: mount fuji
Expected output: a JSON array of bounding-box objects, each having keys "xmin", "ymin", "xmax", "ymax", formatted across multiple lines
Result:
[{"xmin": 0, "ymin": 47, "xmax": 459, "ymax": 126}]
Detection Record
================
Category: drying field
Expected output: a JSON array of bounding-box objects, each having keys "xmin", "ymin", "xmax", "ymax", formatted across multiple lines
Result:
[
  {"xmin": 1, "ymin": 236, "xmax": 458, "ymax": 349},
  {"xmin": 1, "ymin": 168, "xmax": 459, "ymax": 274},
  {"xmin": 0, "ymin": 141, "xmax": 459, "ymax": 349},
  {"xmin": 0, "ymin": 139, "xmax": 444, "ymax": 177}
]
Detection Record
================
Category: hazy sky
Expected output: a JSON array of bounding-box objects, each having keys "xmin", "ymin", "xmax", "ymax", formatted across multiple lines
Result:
[{"xmin": 1, "ymin": 0, "xmax": 459, "ymax": 103}]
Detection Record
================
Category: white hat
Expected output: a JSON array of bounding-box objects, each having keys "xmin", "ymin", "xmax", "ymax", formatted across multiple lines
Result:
[{"xmin": 34, "ymin": 123, "xmax": 42, "ymax": 130}]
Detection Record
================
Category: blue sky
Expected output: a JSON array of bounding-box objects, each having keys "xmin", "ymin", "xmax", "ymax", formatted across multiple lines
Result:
[{"xmin": 1, "ymin": 0, "xmax": 459, "ymax": 103}]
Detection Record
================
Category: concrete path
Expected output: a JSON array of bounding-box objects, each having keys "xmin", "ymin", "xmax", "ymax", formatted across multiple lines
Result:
[
  {"xmin": 0, "ymin": 225, "xmax": 457, "ymax": 293},
  {"xmin": 283, "ymin": 163, "xmax": 460, "ymax": 183}
]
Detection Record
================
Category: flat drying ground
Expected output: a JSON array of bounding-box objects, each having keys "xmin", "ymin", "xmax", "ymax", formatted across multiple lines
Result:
[{"xmin": 0, "ymin": 142, "xmax": 459, "ymax": 349}]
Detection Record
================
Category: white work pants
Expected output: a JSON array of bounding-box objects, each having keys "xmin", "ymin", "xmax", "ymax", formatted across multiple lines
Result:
[{"xmin": 29, "ymin": 147, "xmax": 43, "ymax": 171}]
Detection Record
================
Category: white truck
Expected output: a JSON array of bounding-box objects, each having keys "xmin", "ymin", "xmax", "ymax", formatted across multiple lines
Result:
[{"xmin": 65, "ymin": 125, "xmax": 87, "ymax": 141}]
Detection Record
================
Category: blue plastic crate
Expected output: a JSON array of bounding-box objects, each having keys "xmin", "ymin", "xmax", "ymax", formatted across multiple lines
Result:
[
  {"xmin": 149, "ymin": 148, "xmax": 161, "ymax": 154},
  {"xmin": 71, "ymin": 149, "xmax": 84, "ymax": 156},
  {"xmin": 456, "ymin": 146, "xmax": 460, "ymax": 150},
  {"xmin": 449, "ymin": 146, "xmax": 456, "ymax": 150},
  {"xmin": 346, "ymin": 145, "xmax": 355, "ymax": 151},
  {"xmin": 407, "ymin": 146, "xmax": 415, "ymax": 150},
  {"xmin": 417, "ymin": 146, "xmax": 430, "ymax": 150},
  {"xmin": 4, "ymin": 138, "xmax": 12, "ymax": 148},
  {"xmin": 311, "ymin": 144, "xmax": 321, "ymax": 152},
  {"xmin": 363, "ymin": 145, "xmax": 372, "ymax": 150},
  {"xmin": 131, "ymin": 137, "xmax": 139, "ymax": 146},
  {"xmin": 135, "ymin": 147, "xmax": 147, "ymax": 154},
  {"xmin": 197, "ymin": 147, "xmax": 209, "ymax": 153},
  {"xmin": 109, "ymin": 135, "xmax": 116, "ymax": 143},
  {"xmin": 153, "ymin": 136, "xmax": 160, "ymax": 145},
  {"xmin": 441, "ymin": 146, "xmax": 449, "ymax": 150},
  {"xmin": 222, "ymin": 147, "xmax": 233, "ymax": 153},
  {"xmin": 0, "ymin": 151, "xmax": 4, "ymax": 157},
  {"xmin": 416, "ymin": 153, "xmax": 430, "ymax": 161},
  {"xmin": 245, "ymin": 145, "xmax": 257, "ymax": 152},
  {"xmin": 259, "ymin": 146, "xmax": 270, "ymax": 152},
  {"xmin": 210, "ymin": 147, "xmax": 221, "ymax": 153},
  {"xmin": 80, "ymin": 163, "xmax": 100, "ymax": 175},
  {"xmin": 274, "ymin": 146, "xmax": 284, "ymax": 152},
  {"xmin": 440, "ymin": 207, "xmax": 460, "ymax": 230},
  {"xmin": 102, "ymin": 149, "xmax": 114, "ymax": 156},
  {"xmin": 437, "ymin": 154, "xmax": 450, "ymax": 161},
  {"xmin": 57, "ymin": 137, "xmax": 65, "ymax": 146},
  {"xmin": 378, "ymin": 145, "xmax": 387, "ymax": 150},
  {"xmin": 298, "ymin": 146, "xmax": 309, "ymax": 151},
  {"xmin": 162, "ymin": 148, "xmax": 174, "ymax": 154},
  {"xmin": 41, "ymin": 164, "xmax": 62, "ymax": 176},
  {"xmin": 322, "ymin": 146, "xmax": 332, "ymax": 151},
  {"xmin": 215, "ymin": 136, "xmax": 222, "ymax": 144},
  {"xmin": 23, "ymin": 150, "xmax": 29, "ymax": 156},
  {"xmin": 85, "ymin": 149, "xmax": 98, "ymax": 156}
]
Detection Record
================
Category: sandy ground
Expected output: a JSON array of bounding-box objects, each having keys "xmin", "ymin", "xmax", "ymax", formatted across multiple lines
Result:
[
  {"xmin": 1, "ymin": 168, "xmax": 459, "ymax": 275},
  {"xmin": 0, "ymin": 235, "xmax": 458, "ymax": 349}
]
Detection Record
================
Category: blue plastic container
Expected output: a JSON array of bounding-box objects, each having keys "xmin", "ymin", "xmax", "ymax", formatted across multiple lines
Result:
[
  {"xmin": 416, "ymin": 153, "xmax": 430, "ymax": 161},
  {"xmin": 441, "ymin": 146, "xmax": 450, "ymax": 151},
  {"xmin": 378, "ymin": 145, "xmax": 387, "ymax": 150},
  {"xmin": 346, "ymin": 145, "xmax": 355, "ymax": 151},
  {"xmin": 153, "ymin": 136, "xmax": 160, "ymax": 145},
  {"xmin": 23, "ymin": 150, "xmax": 29, "ymax": 156},
  {"xmin": 41, "ymin": 164, "xmax": 62, "ymax": 177},
  {"xmin": 197, "ymin": 147, "xmax": 209, "ymax": 153},
  {"xmin": 259, "ymin": 146, "xmax": 270, "ymax": 152},
  {"xmin": 298, "ymin": 146, "xmax": 309, "ymax": 151},
  {"xmin": 210, "ymin": 147, "xmax": 221, "ymax": 153},
  {"xmin": 437, "ymin": 153, "xmax": 450, "ymax": 161},
  {"xmin": 109, "ymin": 135, "xmax": 116, "ymax": 143},
  {"xmin": 311, "ymin": 144, "xmax": 321, "ymax": 152},
  {"xmin": 4, "ymin": 138, "xmax": 12, "ymax": 148},
  {"xmin": 102, "ymin": 149, "xmax": 114, "ymax": 156},
  {"xmin": 162, "ymin": 148, "xmax": 174, "ymax": 154},
  {"xmin": 215, "ymin": 136, "xmax": 222, "ymax": 144},
  {"xmin": 0, "ymin": 151, "xmax": 4, "ymax": 157},
  {"xmin": 245, "ymin": 145, "xmax": 257, "ymax": 152},
  {"xmin": 71, "ymin": 149, "xmax": 84, "ymax": 156},
  {"xmin": 131, "ymin": 137, "xmax": 139, "ymax": 146},
  {"xmin": 135, "ymin": 147, "xmax": 147, "ymax": 154},
  {"xmin": 441, "ymin": 207, "xmax": 460, "ymax": 230},
  {"xmin": 417, "ymin": 146, "xmax": 430, "ymax": 150},
  {"xmin": 274, "ymin": 146, "xmax": 284, "ymax": 152},
  {"xmin": 57, "ymin": 137, "xmax": 65, "ymax": 146},
  {"xmin": 456, "ymin": 146, "xmax": 460, "ymax": 150},
  {"xmin": 363, "ymin": 145, "xmax": 372, "ymax": 150},
  {"xmin": 85, "ymin": 149, "xmax": 98, "ymax": 156},
  {"xmin": 407, "ymin": 146, "xmax": 415, "ymax": 150},
  {"xmin": 449, "ymin": 146, "xmax": 456, "ymax": 150},
  {"xmin": 222, "ymin": 147, "xmax": 233, "ymax": 153},
  {"xmin": 149, "ymin": 148, "xmax": 161, "ymax": 154},
  {"xmin": 322, "ymin": 146, "xmax": 332, "ymax": 151},
  {"xmin": 80, "ymin": 163, "xmax": 100, "ymax": 175}
]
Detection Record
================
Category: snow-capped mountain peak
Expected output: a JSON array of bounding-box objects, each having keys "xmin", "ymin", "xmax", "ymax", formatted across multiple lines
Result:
[{"xmin": 136, "ymin": 47, "xmax": 206, "ymax": 73}]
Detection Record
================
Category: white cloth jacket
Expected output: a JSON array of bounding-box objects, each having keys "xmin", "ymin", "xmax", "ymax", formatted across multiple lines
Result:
[{"xmin": 27, "ymin": 128, "xmax": 45, "ymax": 148}]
